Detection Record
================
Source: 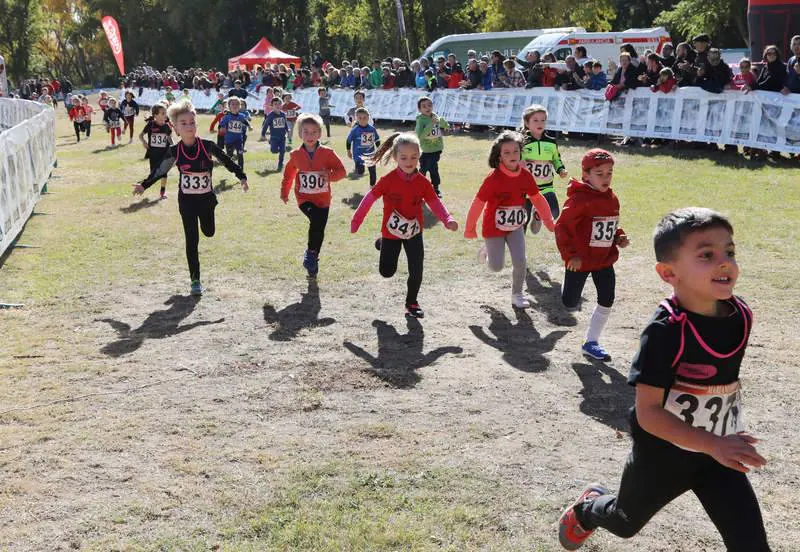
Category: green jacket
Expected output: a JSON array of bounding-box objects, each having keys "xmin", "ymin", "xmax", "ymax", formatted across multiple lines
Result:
[
  {"xmin": 521, "ymin": 132, "xmax": 566, "ymax": 192},
  {"xmin": 415, "ymin": 113, "xmax": 449, "ymax": 153},
  {"xmin": 369, "ymin": 69, "xmax": 383, "ymax": 89}
]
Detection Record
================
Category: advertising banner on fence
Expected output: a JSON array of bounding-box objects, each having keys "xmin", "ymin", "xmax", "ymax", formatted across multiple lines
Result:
[{"xmin": 130, "ymin": 86, "xmax": 800, "ymax": 154}]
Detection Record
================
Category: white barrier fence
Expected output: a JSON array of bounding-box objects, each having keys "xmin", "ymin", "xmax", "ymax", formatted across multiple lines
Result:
[
  {"xmin": 0, "ymin": 99, "xmax": 57, "ymax": 257},
  {"xmin": 131, "ymin": 86, "xmax": 800, "ymax": 154}
]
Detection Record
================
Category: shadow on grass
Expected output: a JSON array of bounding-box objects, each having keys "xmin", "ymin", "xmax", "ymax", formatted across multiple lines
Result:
[
  {"xmin": 262, "ymin": 278, "xmax": 335, "ymax": 341},
  {"xmin": 119, "ymin": 198, "xmax": 161, "ymax": 214},
  {"xmin": 344, "ymin": 317, "xmax": 462, "ymax": 388},
  {"xmin": 90, "ymin": 145, "xmax": 118, "ymax": 154},
  {"xmin": 214, "ymin": 179, "xmax": 236, "ymax": 195},
  {"xmin": 342, "ymin": 192, "xmax": 365, "ymax": 210},
  {"xmin": 255, "ymin": 166, "xmax": 282, "ymax": 177},
  {"xmin": 470, "ymin": 305, "xmax": 568, "ymax": 373},
  {"xmin": 525, "ymin": 269, "xmax": 577, "ymax": 327},
  {"xmin": 571, "ymin": 361, "xmax": 635, "ymax": 433},
  {"xmin": 97, "ymin": 295, "xmax": 224, "ymax": 357}
]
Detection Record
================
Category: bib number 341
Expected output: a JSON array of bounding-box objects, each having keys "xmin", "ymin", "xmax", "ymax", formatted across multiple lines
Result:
[{"xmin": 387, "ymin": 211, "xmax": 420, "ymax": 239}]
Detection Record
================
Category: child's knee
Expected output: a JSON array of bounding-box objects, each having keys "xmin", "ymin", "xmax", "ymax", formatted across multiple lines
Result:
[{"xmin": 379, "ymin": 266, "xmax": 396, "ymax": 278}]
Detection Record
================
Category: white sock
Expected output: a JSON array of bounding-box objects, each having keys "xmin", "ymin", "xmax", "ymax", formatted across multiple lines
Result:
[{"xmin": 585, "ymin": 305, "xmax": 612, "ymax": 343}]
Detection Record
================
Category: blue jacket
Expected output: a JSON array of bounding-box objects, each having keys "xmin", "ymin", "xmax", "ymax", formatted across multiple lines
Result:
[
  {"xmin": 481, "ymin": 68, "xmax": 494, "ymax": 90},
  {"xmin": 346, "ymin": 124, "xmax": 380, "ymax": 163},
  {"xmin": 788, "ymin": 56, "xmax": 800, "ymax": 92},
  {"xmin": 264, "ymin": 110, "xmax": 288, "ymax": 140},
  {"xmin": 587, "ymin": 72, "xmax": 608, "ymax": 90},
  {"xmin": 219, "ymin": 112, "xmax": 250, "ymax": 145}
]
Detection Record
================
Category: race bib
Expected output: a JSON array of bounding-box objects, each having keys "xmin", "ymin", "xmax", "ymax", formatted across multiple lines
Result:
[
  {"xmin": 272, "ymin": 118, "xmax": 286, "ymax": 129},
  {"xmin": 359, "ymin": 133, "xmax": 376, "ymax": 148},
  {"xmin": 429, "ymin": 125, "xmax": 442, "ymax": 138},
  {"xmin": 386, "ymin": 211, "xmax": 421, "ymax": 240},
  {"xmin": 298, "ymin": 171, "xmax": 329, "ymax": 194},
  {"xmin": 108, "ymin": 119, "xmax": 120, "ymax": 128},
  {"xmin": 123, "ymin": 107, "xmax": 135, "ymax": 117},
  {"xmin": 664, "ymin": 381, "xmax": 744, "ymax": 445},
  {"xmin": 149, "ymin": 133, "xmax": 170, "ymax": 147},
  {"xmin": 179, "ymin": 171, "xmax": 212, "ymax": 195},
  {"xmin": 524, "ymin": 160, "xmax": 555, "ymax": 184},
  {"xmin": 495, "ymin": 206, "xmax": 527, "ymax": 231},
  {"xmin": 589, "ymin": 216, "xmax": 618, "ymax": 247},
  {"xmin": 74, "ymin": 115, "xmax": 85, "ymax": 123},
  {"xmin": 286, "ymin": 110, "xmax": 297, "ymax": 119},
  {"xmin": 228, "ymin": 120, "xmax": 243, "ymax": 133}
]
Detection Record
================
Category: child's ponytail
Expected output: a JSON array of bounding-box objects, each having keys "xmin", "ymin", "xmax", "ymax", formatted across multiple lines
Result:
[{"xmin": 366, "ymin": 132, "xmax": 420, "ymax": 166}]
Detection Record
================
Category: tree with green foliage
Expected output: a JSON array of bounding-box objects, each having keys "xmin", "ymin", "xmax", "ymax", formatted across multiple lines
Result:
[{"xmin": 655, "ymin": 0, "xmax": 748, "ymax": 47}]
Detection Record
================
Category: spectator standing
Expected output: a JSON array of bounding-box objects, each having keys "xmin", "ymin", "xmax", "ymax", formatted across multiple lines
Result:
[
  {"xmin": 755, "ymin": 45, "xmax": 788, "ymax": 92},
  {"xmin": 0, "ymin": 53, "xmax": 7, "ymax": 97},
  {"xmin": 695, "ymin": 48, "xmax": 733, "ymax": 93},
  {"xmin": 660, "ymin": 43, "xmax": 676, "ymax": 67},
  {"xmin": 673, "ymin": 42, "xmax": 697, "ymax": 87},
  {"xmin": 611, "ymin": 53, "xmax": 641, "ymax": 90},
  {"xmin": 731, "ymin": 58, "xmax": 757, "ymax": 90},
  {"xmin": 784, "ymin": 35, "xmax": 800, "ymax": 94}
]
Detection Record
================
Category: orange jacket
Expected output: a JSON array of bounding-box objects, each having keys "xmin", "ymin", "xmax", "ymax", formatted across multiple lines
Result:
[{"xmin": 280, "ymin": 144, "xmax": 347, "ymax": 208}]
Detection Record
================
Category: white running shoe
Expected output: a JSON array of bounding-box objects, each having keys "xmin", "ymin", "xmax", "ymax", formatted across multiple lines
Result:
[
  {"xmin": 512, "ymin": 293, "xmax": 531, "ymax": 309},
  {"xmin": 477, "ymin": 245, "xmax": 488, "ymax": 265}
]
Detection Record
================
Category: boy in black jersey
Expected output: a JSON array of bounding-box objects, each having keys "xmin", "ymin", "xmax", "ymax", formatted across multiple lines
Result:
[
  {"xmin": 132, "ymin": 100, "xmax": 248, "ymax": 296},
  {"xmin": 558, "ymin": 207, "xmax": 770, "ymax": 552},
  {"xmin": 138, "ymin": 103, "xmax": 173, "ymax": 199}
]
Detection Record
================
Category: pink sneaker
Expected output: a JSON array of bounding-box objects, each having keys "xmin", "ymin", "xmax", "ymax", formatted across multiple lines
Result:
[{"xmin": 558, "ymin": 482, "xmax": 608, "ymax": 550}]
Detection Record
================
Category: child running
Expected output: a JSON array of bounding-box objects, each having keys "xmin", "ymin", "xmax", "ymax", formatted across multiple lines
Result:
[
  {"xmin": 81, "ymin": 96, "xmax": 93, "ymax": 138},
  {"xmin": 103, "ymin": 98, "xmax": 124, "ymax": 147},
  {"xmin": 350, "ymin": 133, "xmax": 458, "ymax": 318},
  {"xmin": 218, "ymin": 97, "xmax": 251, "ymax": 169},
  {"xmin": 558, "ymin": 207, "xmax": 769, "ymax": 552},
  {"xmin": 98, "ymin": 91, "xmax": 110, "ymax": 112},
  {"xmin": 120, "ymin": 90, "xmax": 140, "ymax": 144},
  {"xmin": 345, "ymin": 90, "xmax": 371, "ymax": 127},
  {"xmin": 464, "ymin": 131, "xmax": 555, "ymax": 308},
  {"xmin": 281, "ymin": 92, "xmax": 301, "ymax": 145},
  {"xmin": 209, "ymin": 99, "xmax": 229, "ymax": 149},
  {"xmin": 68, "ymin": 96, "xmax": 87, "ymax": 143},
  {"xmin": 139, "ymin": 103, "xmax": 174, "ymax": 199},
  {"xmin": 521, "ymin": 105, "xmax": 568, "ymax": 233},
  {"xmin": 415, "ymin": 97, "xmax": 449, "ymax": 198},
  {"xmin": 554, "ymin": 149, "xmax": 628, "ymax": 361},
  {"xmin": 280, "ymin": 113, "xmax": 347, "ymax": 277},
  {"xmin": 132, "ymin": 100, "xmax": 248, "ymax": 296},
  {"xmin": 263, "ymin": 97, "xmax": 289, "ymax": 170},
  {"xmin": 346, "ymin": 108, "xmax": 380, "ymax": 187}
]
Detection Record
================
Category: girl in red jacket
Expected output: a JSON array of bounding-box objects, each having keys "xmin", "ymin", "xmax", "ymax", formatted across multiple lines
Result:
[
  {"xmin": 350, "ymin": 132, "xmax": 458, "ymax": 318},
  {"xmin": 554, "ymin": 149, "xmax": 629, "ymax": 361},
  {"xmin": 464, "ymin": 131, "xmax": 555, "ymax": 309},
  {"xmin": 281, "ymin": 113, "xmax": 347, "ymax": 277}
]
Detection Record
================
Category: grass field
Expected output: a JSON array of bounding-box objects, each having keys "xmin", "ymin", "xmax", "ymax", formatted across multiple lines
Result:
[{"xmin": 1, "ymin": 102, "xmax": 799, "ymax": 551}]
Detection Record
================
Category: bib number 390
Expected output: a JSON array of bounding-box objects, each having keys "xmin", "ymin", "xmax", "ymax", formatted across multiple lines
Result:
[
  {"xmin": 495, "ymin": 206, "xmax": 527, "ymax": 231},
  {"xmin": 589, "ymin": 216, "xmax": 618, "ymax": 247},
  {"xmin": 387, "ymin": 211, "xmax": 420, "ymax": 240},
  {"xmin": 298, "ymin": 172, "xmax": 329, "ymax": 194},
  {"xmin": 180, "ymin": 172, "xmax": 212, "ymax": 194}
]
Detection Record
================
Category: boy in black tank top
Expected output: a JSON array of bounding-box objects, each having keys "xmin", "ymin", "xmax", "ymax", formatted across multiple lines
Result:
[
  {"xmin": 133, "ymin": 100, "xmax": 248, "ymax": 296},
  {"xmin": 558, "ymin": 207, "xmax": 770, "ymax": 552}
]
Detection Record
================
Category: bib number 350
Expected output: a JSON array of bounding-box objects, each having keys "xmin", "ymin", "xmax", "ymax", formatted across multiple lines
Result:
[
  {"xmin": 387, "ymin": 211, "xmax": 420, "ymax": 240},
  {"xmin": 589, "ymin": 216, "xmax": 618, "ymax": 247}
]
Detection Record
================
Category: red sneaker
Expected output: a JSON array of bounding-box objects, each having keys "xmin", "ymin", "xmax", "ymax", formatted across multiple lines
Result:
[{"xmin": 558, "ymin": 482, "xmax": 608, "ymax": 550}]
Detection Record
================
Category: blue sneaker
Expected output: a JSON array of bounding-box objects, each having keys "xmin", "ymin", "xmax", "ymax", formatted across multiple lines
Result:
[
  {"xmin": 303, "ymin": 249, "xmax": 319, "ymax": 277},
  {"xmin": 582, "ymin": 341, "xmax": 611, "ymax": 361},
  {"xmin": 190, "ymin": 280, "xmax": 203, "ymax": 296}
]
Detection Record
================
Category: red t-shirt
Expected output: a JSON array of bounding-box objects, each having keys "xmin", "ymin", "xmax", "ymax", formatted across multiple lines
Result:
[
  {"xmin": 732, "ymin": 71, "xmax": 756, "ymax": 90},
  {"xmin": 477, "ymin": 167, "xmax": 540, "ymax": 238},
  {"xmin": 282, "ymin": 101, "xmax": 301, "ymax": 121},
  {"xmin": 372, "ymin": 168, "xmax": 438, "ymax": 240},
  {"xmin": 69, "ymin": 106, "xmax": 87, "ymax": 123}
]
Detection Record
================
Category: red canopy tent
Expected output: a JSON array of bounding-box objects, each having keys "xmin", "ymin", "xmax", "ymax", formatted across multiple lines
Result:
[{"xmin": 227, "ymin": 38, "xmax": 303, "ymax": 72}]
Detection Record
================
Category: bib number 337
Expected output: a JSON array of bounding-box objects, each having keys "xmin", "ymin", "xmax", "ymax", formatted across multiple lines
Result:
[
  {"xmin": 387, "ymin": 211, "xmax": 420, "ymax": 239},
  {"xmin": 589, "ymin": 216, "xmax": 618, "ymax": 247}
]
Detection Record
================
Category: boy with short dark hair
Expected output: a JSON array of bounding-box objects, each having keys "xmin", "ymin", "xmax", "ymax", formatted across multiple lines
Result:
[
  {"xmin": 558, "ymin": 207, "xmax": 770, "ymax": 552},
  {"xmin": 346, "ymin": 107, "xmax": 380, "ymax": 186},
  {"xmin": 264, "ymin": 97, "xmax": 288, "ymax": 170}
]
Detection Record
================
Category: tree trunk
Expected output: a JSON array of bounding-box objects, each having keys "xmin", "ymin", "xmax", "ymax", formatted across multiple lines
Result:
[{"xmin": 369, "ymin": 0, "xmax": 385, "ymax": 57}]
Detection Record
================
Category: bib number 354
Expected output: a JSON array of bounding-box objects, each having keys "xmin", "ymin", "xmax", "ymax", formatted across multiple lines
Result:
[{"xmin": 589, "ymin": 216, "xmax": 618, "ymax": 247}]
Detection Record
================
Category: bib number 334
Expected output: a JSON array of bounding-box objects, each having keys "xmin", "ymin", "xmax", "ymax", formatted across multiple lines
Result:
[{"xmin": 387, "ymin": 211, "xmax": 420, "ymax": 239}]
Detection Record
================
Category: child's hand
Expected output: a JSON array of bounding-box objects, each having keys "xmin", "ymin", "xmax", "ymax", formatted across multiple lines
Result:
[
  {"xmin": 558, "ymin": 169, "xmax": 568, "ymax": 179},
  {"xmin": 347, "ymin": 150, "xmax": 353, "ymax": 159},
  {"xmin": 709, "ymin": 433, "xmax": 766, "ymax": 473},
  {"xmin": 132, "ymin": 184, "xmax": 145, "ymax": 195},
  {"xmin": 350, "ymin": 219, "xmax": 360, "ymax": 234},
  {"xmin": 566, "ymin": 257, "xmax": 582, "ymax": 271},
  {"xmin": 431, "ymin": 114, "xmax": 439, "ymax": 124},
  {"xmin": 464, "ymin": 228, "xmax": 478, "ymax": 239},
  {"xmin": 615, "ymin": 234, "xmax": 630, "ymax": 248},
  {"xmin": 445, "ymin": 220, "xmax": 458, "ymax": 231},
  {"xmin": 240, "ymin": 179, "xmax": 249, "ymax": 192}
]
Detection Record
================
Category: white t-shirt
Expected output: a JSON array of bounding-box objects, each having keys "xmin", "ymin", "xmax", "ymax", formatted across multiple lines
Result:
[{"xmin": 0, "ymin": 54, "xmax": 7, "ymax": 97}]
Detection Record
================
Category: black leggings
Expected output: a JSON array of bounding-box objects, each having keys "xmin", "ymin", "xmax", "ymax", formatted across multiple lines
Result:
[
  {"xmin": 83, "ymin": 120, "xmax": 91, "ymax": 137},
  {"xmin": 419, "ymin": 151, "xmax": 441, "ymax": 188},
  {"xmin": 562, "ymin": 266, "xmax": 615, "ymax": 309},
  {"xmin": 299, "ymin": 202, "xmax": 329, "ymax": 253},
  {"xmin": 355, "ymin": 161, "xmax": 377, "ymax": 186},
  {"xmin": 321, "ymin": 114, "xmax": 331, "ymax": 137},
  {"xmin": 379, "ymin": 233, "xmax": 424, "ymax": 306},
  {"xmin": 576, "ymin": 431, "xmax": 770, "ymax": 551},
  {"xmin": 225, "ymin": 142, "xmax": 244, "ymax": 169},
  {"xmin": 73, "ymin": 122, "xmax": 82, "ymax": 140},
  {"xmin": 179, "ymin": 194, "xmax": 217, "ymax": 281},
  {"xmin": 148, "ymin": 157, "xmax": 167, "ymax": 192}
]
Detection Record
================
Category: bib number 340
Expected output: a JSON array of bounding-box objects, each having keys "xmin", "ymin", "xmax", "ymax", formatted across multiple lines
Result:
[
  {"xmin": 589, "ymin": 216, "xmax": 618, "ymax": 247},
  {"xmin": 495, "ymin": 206, "xmax": 527, "ymax": 231},
  {"xmin": 387, "ymin": 211, "xmax": 420, "ymax": 239}
]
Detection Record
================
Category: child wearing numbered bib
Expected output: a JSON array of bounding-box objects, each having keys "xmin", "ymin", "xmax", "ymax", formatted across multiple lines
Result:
[
  {"xmin": 139, "ymin": 103, "xmax": 174, "ymax": 200},
  {"xmin": 415, "ymin": 97, "xmax": 449, "ymax": 198},
  {"xmin": 103, "ymin": 98, "xmax": 124, "ymax": 147},
  {"xmin": 521, "ymin": 104, "xmax": 568, "ymax": 234},
  {"xmin": 264, "ymin": 97, "xmax": 289, "ymax": 170},
  {"xmin": 120, "ymin": 90, "xmax": 140, "ymax": 144},
  {"xmin": 219, "ymin": 97, "xmax": 251, "ymax": 170},
  {"xmin": 281, "ymin": 93, "xmax": 301, "ymax": 145},
  {"xmin": 555, "ymin": 149, "xmax": 629, "ymax": 361},
  {"xmin": 81, "ymin": 96, "xmax": 93, "ymax": 138},
  {"xmin": 280, "ymin": 113, "xmax": 347, "ymax": 277},
  {"xmin": 464, "ymin": 131, "xmax": 555, "ymax": 309},
  {"xmin": 350, "ymin": 133, "xmax": 458, "ymax": 319},
  {"xmin": 209, "ymin": 99, "xmax": 229, "ymax": 149},
  {"xmin": 558, "ymin": 208, "xmax": 770, "ymax": 552},
  {"xmin": 346, "ymin": 108, "xmax": 380, "ymax": 187},
  {"xmin": 132, "ymin": 101, "xmax": 248, "ymax": 296},
  {"xmin": 68, "ymin": 96, "xmax": 87, "ymax": 143}
]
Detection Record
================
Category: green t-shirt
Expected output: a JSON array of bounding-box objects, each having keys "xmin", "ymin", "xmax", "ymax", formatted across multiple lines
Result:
[
  {"xmin": 521, "ymin": 132, "xmax": 566, "ymax": 193},
  {"xmin": 415, "ymin": 113, "xmax": 449, "ymax": 153},
  {"xmin": 369, "ymin": 69, "xmax": 383, "ymax": 89}
]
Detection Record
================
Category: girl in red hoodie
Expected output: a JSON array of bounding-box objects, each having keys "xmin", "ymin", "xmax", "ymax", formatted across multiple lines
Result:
[
  {"xmin": 350, "ymin": 132, "xmax": 458, "ymax": 318},
  {"xmin": 464, "ymin": 131, "xmax": 555, "ymax": 309},
  {"xmin": 555, "ymin": 149, "xmax": 629, "ymax": 361}
]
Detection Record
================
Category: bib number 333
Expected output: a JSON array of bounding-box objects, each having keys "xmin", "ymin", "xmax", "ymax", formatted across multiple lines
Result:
[{"xmin": 180, "ymin": 172, "xmax": 212, "ymax": 194}]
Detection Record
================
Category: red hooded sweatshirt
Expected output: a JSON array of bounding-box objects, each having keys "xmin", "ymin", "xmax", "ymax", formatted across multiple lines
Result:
[{"xmin": 555, "ymin": 178, "xmax": 626, "ymax": 272}]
